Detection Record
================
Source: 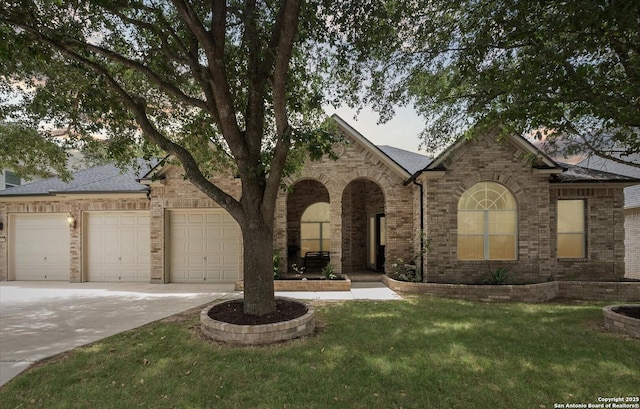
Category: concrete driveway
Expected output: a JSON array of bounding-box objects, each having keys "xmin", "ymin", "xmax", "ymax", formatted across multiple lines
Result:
[{"xmin": 0, "ymin": 282, "xmax": 237, "ymax": 387}]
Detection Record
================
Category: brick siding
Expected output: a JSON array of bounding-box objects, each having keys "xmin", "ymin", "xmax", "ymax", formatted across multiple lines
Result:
[
  {"xmin": 625, "ymin": 207, "xmax": 640, "ymax": 279},
  {"xmin": 0, "ymin": 197, "xmax": 149, "ymax": 281},
  {"xmin": 418, "ymin": 133, "xmax": 627, "ymax": 284},
  {"xmin": 0, "ymin": 128, "xmax": 631, "ymax": 286}
]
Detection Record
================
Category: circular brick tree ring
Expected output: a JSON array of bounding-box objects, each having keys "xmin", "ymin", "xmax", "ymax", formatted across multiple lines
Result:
[
  {"xmin": 603, "ymin": 305, "xmax": 640, "ymax": 338},
  {"xmin": 200, "ymin": 297, "xmax": 315, "ymax": 345}
]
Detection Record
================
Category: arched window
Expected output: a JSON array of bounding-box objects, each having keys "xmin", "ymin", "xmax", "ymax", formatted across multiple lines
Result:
[
  {"xmin": 300, "ymin": 202, "xmax": 330, "ymax": 255},
  {"xmin": 457, "ymin": 182, "xmax": 517, "ymax": 260}
]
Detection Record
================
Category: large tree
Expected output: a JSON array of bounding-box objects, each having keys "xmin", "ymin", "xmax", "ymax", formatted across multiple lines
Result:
[
  {"xmin": 0, "ymin": 0, "xmax": 337, "ymax": 316},
  {"xmin": 330, "ymin": 0, "xmax": 640, "ymax": 166}
]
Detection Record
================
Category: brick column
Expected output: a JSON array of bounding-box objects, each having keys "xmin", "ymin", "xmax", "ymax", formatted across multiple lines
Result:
[
  {"xmin": 273, "ymin": 190, "xmax": 288, "ymax": 273},
  {"xmin": 149, "ymin": 197, "xmax": 165, "ymax": 283},
  {"xmin": 330, "ymin": 192, "xmax": 343, "ymax": 276},
  {"xmin": 69, "ymin": 206, "xmax": 82, "ymax": 282}
]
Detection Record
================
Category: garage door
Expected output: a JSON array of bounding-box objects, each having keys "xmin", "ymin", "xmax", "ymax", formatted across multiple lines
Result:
[
  {"xmin": 84, "ymin": 212, "xmax": 150, "ymax": 282},
  {"xmin": 168, "ymin": 210, "xmax": 241, "ymax": 282},
  {"xmin": 10, "ymin": 214, "xmax": 70, "ymax": 280}
]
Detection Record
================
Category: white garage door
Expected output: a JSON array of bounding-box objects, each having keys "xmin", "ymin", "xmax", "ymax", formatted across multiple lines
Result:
[
  {"xmin": 169, "ymin": 210, "xmax": 241, "ymax": 283},
  {"xmin": 84, "ymin": 212, "xmax": 150, "ymax": 282},
  {"xmin": 10, "ymin": 214, "xmax": 70, "ymax": 281}
]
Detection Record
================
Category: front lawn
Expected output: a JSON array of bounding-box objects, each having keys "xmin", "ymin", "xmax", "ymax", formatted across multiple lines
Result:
[{"xmin": 1, "ymin": 296, "xmax": 638, "ymax": 409}]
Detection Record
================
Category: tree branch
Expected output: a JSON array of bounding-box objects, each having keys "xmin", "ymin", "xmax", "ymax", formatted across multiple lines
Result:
[
  {"xmin": 15, "ymin": 20, "xmax": 244, "ymax": 218},
  {"xmin": 263, "ymin": 0, "xmax": 302, "ymax": 219},
  {"xmin": 171, "ymin": 0, "xmax": 248, "ymax": 163}
]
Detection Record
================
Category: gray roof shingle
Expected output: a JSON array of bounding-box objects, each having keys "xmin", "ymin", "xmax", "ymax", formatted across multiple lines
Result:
[
  {"xmin": 0, "ymin": 161, "xmax": 154, "ymax": 197},
  {"xmin": 377, "ymin": 145, "xmax": 432, "ymax": 175},
  {"xmin": 552, "ymin": 162, "xmax": 640, "ymax": 183},
  {"xmin": 576, "ymin": 155, "xmax": 640, "ymax": 208}
]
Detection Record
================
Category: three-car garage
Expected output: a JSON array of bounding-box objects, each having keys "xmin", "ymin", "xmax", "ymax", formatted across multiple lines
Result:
[{"xmin": 6, "ymin": 209, "xmax": 241, "ymax": 283}]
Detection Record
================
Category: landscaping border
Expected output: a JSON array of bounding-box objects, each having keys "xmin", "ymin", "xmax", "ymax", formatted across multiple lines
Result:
[
  {"xmin": 382, "ymin": 276, "xmax": 640, "ymax": 302},
  {"xmin": 603, "ymin": 305, "xmax": 640, "ymax": 338},
  {"xmin": 234, "ymin": 275, "xmax": 351, "ymax": 292},
  {"xmin": 200, "ymin": 297, "xmax": 316, "ymax": 345}
]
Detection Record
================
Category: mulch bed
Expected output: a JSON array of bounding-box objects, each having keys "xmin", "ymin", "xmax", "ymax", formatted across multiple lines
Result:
[
  {"xmin": 207, "ymin": 299, "xmax": 308, "ymax": 325},
  {"xmin": 615, "ymin": 306, "xmax": 640, "ymax": 319}
]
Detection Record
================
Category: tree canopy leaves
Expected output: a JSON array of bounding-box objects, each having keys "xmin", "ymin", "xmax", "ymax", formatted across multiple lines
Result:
[
  {"xmin": 329, "ymin": 0, "xmax": 640, "ymax": 166},
  {"xmin": 0, "ymin": 0, "xmax": 341, "ymax": 316}
]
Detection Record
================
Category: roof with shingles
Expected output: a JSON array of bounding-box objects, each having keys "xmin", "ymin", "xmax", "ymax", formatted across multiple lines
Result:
[
  {"xmin": 0, "ymin": 161, "xmax": 154, "ymax": 197},
  {"xmin": 576, "ymin": 155, "xmax": 640, "ymax": 208},
  {"xmin": 377, "ymin": 145, "xmax": 432, "ymax": 175},
  {"xmin": 552, "ymin": 162, "xmax": 640, "ymax": 183}
]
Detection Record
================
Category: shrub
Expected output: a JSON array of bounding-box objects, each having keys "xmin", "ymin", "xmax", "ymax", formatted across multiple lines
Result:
[
  {"xmin": 321, "ymin": 264, "xmax": 340, "ymax": 280},
  {"xmin": 391, "ymin": 258, "xmax": 421, "ymax": 282},
  {"xmin": 482, "ymin": 267, "xmax": 511, "ymax": 285},
  {"xmin": 273, "ymin": 250, "xmax": 283, "ymax": 279}
]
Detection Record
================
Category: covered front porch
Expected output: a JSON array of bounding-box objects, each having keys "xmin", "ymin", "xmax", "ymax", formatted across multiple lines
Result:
[{"xmin": 278, "ymin": 177, "xmax": 388, "ymax": 277}]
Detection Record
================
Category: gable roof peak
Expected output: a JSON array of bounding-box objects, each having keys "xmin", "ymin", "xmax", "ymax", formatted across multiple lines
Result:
[
  {"xmin": 330, "ymin": 114, "xmax": 413, "ymax": 179},
  {"xmin": 423, "ymin": 129, "xmax": 561, "ymax": 171}
]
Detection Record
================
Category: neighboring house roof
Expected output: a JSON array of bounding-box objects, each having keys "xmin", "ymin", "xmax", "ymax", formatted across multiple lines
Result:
[
  {"xmin": 377, "ymin": 145, "xmax": 432, "ymax": 175},
  {"xmin": 576, "ymin": 154, "xmax": 640, "ymax": 208},
  {"xmin": 0, "ymin": 161, "xmax": 154, "ymax": 197}
]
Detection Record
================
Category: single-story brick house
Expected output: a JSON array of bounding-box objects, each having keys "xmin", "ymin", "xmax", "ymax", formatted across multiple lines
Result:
[{"xmin": 0, "ymin": 115, "xmax": 638, "ymax": 284}]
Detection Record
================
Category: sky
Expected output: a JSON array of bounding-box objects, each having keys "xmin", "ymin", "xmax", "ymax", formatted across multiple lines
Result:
[{"xmin": 329, "ymin": 105, "xmax": 427, "ymax": 155}]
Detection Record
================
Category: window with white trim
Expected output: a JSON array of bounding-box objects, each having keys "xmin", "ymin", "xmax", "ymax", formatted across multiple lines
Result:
[
  {"xmin": 4, "ymin": 170, "xmax": 21, "ymax": 189},
  {"xmin": 457, "ymin": 182, "xmax": 517, "ymax": 260}
]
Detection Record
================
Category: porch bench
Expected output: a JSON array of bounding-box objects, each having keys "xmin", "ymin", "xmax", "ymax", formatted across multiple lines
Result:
[{"xmin": 303, "ymin": 251, "xmax": 330, "ymax": 270}]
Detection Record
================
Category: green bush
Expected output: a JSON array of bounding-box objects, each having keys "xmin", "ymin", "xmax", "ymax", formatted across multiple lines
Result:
[{"xmin": 482, "ymin": 267, "xmax": 511, "ymax": 285}]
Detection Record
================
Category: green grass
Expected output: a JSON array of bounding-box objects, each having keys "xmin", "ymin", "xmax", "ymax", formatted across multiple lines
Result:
[{"xmin": 1, "ymin": 296, "xmax": 638, "ymax": 409}]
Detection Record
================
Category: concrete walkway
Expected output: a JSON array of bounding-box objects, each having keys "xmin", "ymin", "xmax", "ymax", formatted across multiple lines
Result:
[{"xmin": 0, "ymin": 281, "xmax": 400, "ymax": 387}]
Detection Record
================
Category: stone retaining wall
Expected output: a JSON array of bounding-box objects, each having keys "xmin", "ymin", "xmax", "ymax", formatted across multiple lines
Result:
[
  {"xmin": 558, "ymin": 281, "xmax": 640, "ymax": 301},
  {"xmin": 603, "ymin": 305, "xmax": 640, "ymax": 338},
  {"xmin": 383, "ymin": 276, "xmax": 640, "ymax": 302},
  {"xmin": 235, "ymin": 276, "xmax": 351, "ymax": 292},
  {"xmin": 200, "ymin": 297, "xmax": 315, "ymax": 345}
]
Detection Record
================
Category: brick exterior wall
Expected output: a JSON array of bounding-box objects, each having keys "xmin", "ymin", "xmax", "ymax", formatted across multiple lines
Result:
[
  {"xmin": 276, "ymin": 137, "xmax": 416, "ymax": 276},
  {"xmin": 0, "ymin": 127, "xmax": 631, "ymax": 286},
  {"xmin": 147, "ymin": 131, "xmax": 415, "ymax": 281},
  {"xmin": 625, "ymin": 207, "xmax": 640, "ymax": 279},
  {"xmin": 0, "ymin": 196, "xmax": 149, "ymax": 281},
  {"xmin": 147, "ymin": 166, "xmax": 242, "ymax": 283},
  {"xmin": 550, "ymin": 187, "xmax": 626, "ymax": 281},
  {"xmin": 418, "ymin": 133, "xmax": 627, "ymax": 284}
]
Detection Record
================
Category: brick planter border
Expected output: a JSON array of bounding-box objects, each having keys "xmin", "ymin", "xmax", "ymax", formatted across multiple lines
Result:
[
  {"xmin": 234, "ymin": 276, "xmax": 351, "ymax": 292},
  {"xmin": 383, "ymin": 276, "xmax": 640, "ymax": 303},
  {"xmin": 603, "ymin": 305, "xmax": 640, "ymax": 338},
  {"xmin": 200, "ymin": 297, "xmax": 315, "ymax": 345}
]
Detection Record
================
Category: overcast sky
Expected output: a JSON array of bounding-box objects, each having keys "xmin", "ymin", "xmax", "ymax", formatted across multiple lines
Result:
[{"xmin": 328, "ymin": 105, "xmax": 427, "ymax": 155}]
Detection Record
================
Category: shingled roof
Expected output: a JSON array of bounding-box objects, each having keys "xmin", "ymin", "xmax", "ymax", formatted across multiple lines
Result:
[
  {"xmin": 0, "ymin": 161, "xmax": 154, "ymax": 197},
  {"xmin": 576, "ymin": 154, "xmax": 640, "ymax": 208},
  {"xmin": 377, "ymin": 145, "xmax": 432, "ymax": 175}
]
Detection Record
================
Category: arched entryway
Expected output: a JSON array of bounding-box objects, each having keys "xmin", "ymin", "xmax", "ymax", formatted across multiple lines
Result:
[
  {"xmin": 286, "ymin": 180, "xmax": 330, "ymax": 271},
  {"xmin": 341, "ymin": 179, "xmax": 385, "ymax": 274}
]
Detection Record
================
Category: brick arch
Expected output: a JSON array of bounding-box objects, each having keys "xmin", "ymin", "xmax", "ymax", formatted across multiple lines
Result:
[
  {"xmin": 451, "ymin": 174, "xmax": 526, "ymax": 212},
  {"xmin": 285, "ymin": 172, "xmax": 336, "ymax": 194},
  {"xmin": 341, "ymin": 177, "xmax": 386, "ymax": 274},
  {"xmin": 284, "ymin": 178, "xmax": 331, "ymax": 270},
  {"xmin": 341, "ymin": 173, "xmax": 391, "ymax": 201}
]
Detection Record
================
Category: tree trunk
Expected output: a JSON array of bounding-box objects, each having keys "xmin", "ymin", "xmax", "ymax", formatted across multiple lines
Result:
[{"xmin": 241, "ymin": 217, "xmax": 276, "ymax": 316}]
